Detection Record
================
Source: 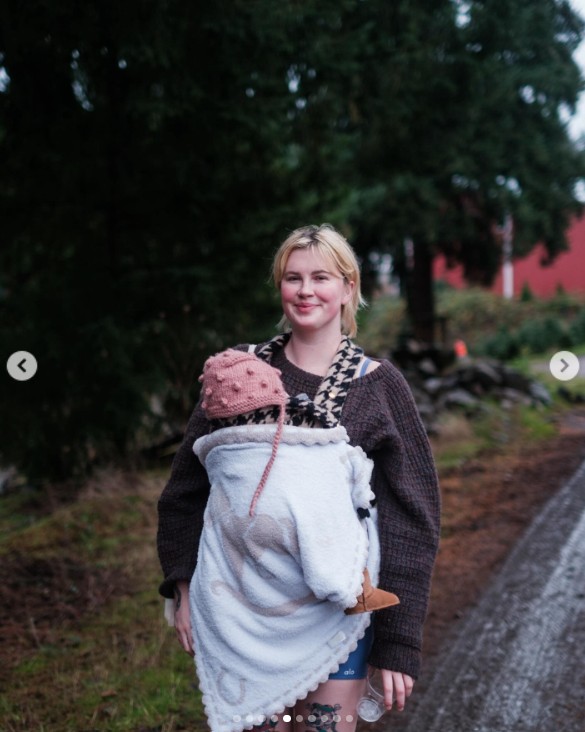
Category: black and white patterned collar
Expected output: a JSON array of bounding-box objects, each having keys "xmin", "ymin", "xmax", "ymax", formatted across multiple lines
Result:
[{"xmin": 255, "ymin": 333, "xmax": 363, "ymax": 427}]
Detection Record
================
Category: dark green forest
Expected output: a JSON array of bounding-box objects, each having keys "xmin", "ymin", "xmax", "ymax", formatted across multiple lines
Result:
[{"xmin": 2, "ymin": 0, "xmax": 585, "ymax": 483}]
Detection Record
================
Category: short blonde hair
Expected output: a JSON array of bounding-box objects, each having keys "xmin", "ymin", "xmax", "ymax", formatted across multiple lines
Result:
[{"xmin": 271, "ymin": 224, "xmax": 366, "ymax": 338}]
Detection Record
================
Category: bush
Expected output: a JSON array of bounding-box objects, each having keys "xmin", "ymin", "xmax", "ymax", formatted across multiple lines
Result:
[
  {"xmin": 519, "ymin": 282, "xmax": 534, "ymax": 302},
  {"xmin": 477, "ymin": 327, "xmax": 519, "ymax": 361},
  {"xmin": 569, "ymin": 307, "xmax": 585, "ymax": 346},
  {"xmin": 516, "ymin": 316, "xmax": 569, "ymax": 354}
]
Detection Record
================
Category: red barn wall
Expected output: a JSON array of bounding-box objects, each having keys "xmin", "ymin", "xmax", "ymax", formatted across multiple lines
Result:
[{"xmin": 434, "ymin": 215, "xmax": 585, "ymax": 297}]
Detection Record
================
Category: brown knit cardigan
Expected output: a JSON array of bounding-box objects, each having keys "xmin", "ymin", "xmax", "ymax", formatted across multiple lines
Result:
[{"xmin": 157, "ymin": 345, "xmax": 441, "ymax": 680}]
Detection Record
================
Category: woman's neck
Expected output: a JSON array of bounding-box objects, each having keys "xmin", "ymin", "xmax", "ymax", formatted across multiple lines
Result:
[{"xmin": 284, "ymin": 330, "xmax": 345, "ymax": 376}]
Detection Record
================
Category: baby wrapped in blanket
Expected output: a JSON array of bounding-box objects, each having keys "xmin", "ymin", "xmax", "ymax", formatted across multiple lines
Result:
[{"xmin": 190, "ymin": 349, "xmax": 399, "ymax": 732}]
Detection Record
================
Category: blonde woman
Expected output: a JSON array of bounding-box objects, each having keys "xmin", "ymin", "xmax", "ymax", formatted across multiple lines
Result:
[{"xmin": 157, "ymin": 224, "xmax": 440, "ymax": 732}]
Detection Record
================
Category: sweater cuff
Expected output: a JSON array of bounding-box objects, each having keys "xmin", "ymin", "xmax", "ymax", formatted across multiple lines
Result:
[
  {"xmin": 158, "ymin": 572, "xmax": 192, "ymax": 599},
  {"xmin": 367, "ymin": 639, "xmax": 421, "ymax": 680},
  {"xmin": 159, "ymin": 578, "xmax": 176, "ymax": 599}
]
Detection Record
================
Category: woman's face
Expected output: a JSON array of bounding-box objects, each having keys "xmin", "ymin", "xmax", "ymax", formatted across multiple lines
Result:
[{"xmin": 280, "ymin": 247, "xmax": 354, "ymax": 336}]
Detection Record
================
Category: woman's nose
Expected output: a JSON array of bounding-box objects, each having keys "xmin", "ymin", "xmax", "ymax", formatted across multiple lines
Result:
[{"xmin": 298, "ymin": 277, "xmax": 314, "ymax": 295}]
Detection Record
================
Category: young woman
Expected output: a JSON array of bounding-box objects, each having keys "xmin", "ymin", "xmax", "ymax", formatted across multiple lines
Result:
[{"xmin": 157, "ymin": 224, "xmax": 440, "ymax": 732}]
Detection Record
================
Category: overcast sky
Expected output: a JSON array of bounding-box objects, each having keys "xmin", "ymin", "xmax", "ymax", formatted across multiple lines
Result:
[{"xmin": 569, "ymin": 0, "xmax": 585, "ymax": 139}]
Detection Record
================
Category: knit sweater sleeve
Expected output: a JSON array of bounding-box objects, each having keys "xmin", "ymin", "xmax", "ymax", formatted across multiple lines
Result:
[
  {"xmin": 156, "ymin": 399, "xmax": 211, "ymax": 599},
  {"xmin": 359, "ymin": 363, "xmax": 440, "ymax": 680}
]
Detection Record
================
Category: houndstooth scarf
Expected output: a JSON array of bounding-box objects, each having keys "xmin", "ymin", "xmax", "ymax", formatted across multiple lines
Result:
[{"xmin": 210, "ymin": 333, "xmax": 363, "ymax": 431}]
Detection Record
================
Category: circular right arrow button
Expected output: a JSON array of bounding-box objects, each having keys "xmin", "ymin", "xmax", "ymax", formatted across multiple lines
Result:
[{"xmin": 549, "ymin": 351, "xmax": 580, "ymax": 381}]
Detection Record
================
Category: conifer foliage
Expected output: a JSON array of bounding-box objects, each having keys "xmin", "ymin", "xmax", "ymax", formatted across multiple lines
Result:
[{"xmin": 1, "ymin": 0, "xmax": 584, "ymax": 481}]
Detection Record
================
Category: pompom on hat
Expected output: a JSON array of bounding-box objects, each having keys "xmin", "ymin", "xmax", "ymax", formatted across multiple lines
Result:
[{"xmin": 198, "ymin": 349, "xmax": 288, "ymax": 516}]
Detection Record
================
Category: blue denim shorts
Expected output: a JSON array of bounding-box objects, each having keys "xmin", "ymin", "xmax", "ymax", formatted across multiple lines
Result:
[{"xmin": 328, "ymin": 623, "xmax": 374, "ymax": 680}]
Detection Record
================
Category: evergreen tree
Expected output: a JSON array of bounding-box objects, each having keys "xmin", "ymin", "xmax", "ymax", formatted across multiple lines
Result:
[
  {"xmin": 347, "ymin": 0, "xmax": 585, "ymax": 341},
  {"xmin": 0, "ymin": 1, "xmax": 317, "ymax": 481}
]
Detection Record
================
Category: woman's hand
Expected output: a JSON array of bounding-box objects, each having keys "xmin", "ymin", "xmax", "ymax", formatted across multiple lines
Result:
[
  {"xmin": 174, "ymin": 581, "xmax": 194, "ymax": 656},
  {"xmin": 380, "ymin": 669, "xmax": 414, "ymax": 712}
]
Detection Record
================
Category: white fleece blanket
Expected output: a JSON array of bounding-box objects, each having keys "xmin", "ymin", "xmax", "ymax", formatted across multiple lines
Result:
[{"xmin": 190, "ymin": 424, "xmax": 380, "ymax": 732}]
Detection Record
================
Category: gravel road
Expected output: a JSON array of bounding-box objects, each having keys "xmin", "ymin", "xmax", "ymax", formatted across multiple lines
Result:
[{"xmin": 403, "ymin": 457, "xmax": 585, "ymax": 732}]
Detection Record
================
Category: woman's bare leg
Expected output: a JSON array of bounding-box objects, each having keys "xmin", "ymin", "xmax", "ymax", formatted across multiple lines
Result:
[{"xmin": 293, "ymin": 679, "xmax": 366, "ymax": 732}]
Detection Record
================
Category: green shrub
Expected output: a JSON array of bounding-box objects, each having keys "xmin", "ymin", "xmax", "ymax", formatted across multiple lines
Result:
[
  {"xmin": 519, "ymin": 282, "xmax": 534, "ymax": 302},
  {"xmin": 569, "ymin": 307, "xmax": 585, "ymax": 346},
  {"xmin": 547, "ymin": 286, "xmax": 582, "ymax": 318},
  {"xmin": 516, "ymin": 316, "xmax": 568, "ymax": 354},
  {"xmin": 477, "ymin": 327, "xmax": 519, "ymax": 361}
]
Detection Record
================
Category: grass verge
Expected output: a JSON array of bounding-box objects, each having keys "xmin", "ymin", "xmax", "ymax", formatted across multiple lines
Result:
[
  {"xmin": 430, "ymin": 397, "xmax": 560, "ymax": 474},
  {"xmin": 0, "ymin": 469, "xmax": 205, "ymax": 732}
]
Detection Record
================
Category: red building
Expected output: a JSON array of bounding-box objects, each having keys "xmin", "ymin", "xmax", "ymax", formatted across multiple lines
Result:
[{"xmin": 434, "ymin": 215, "xmax": 585, "ymax": 297}]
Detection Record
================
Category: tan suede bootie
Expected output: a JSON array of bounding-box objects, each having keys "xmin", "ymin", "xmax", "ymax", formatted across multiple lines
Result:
[{"xmin": 344, "ymin": 568, "xmax": 400, "ymax": 615}]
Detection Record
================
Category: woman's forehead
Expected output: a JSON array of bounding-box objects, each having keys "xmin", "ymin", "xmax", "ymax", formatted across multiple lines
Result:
[{"xmin": 284, "ymin": 246, "xmax": 338, "ymax": 273}]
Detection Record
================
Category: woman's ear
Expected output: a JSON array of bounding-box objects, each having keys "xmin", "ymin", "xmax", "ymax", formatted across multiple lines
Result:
[{"xmin": 342, "ymin": 279, "xmax": 355, "ymax": 305}]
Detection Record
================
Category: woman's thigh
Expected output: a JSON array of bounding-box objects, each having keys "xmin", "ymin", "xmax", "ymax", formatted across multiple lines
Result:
[{"xmin": 293, "ymin": 678, "xmax": 367, "ymax": 732}]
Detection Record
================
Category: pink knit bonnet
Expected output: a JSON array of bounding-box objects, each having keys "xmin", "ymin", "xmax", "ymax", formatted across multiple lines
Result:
[{"xmin": 198, "ymin": 349, "xmax": 288, "ymax": 516}]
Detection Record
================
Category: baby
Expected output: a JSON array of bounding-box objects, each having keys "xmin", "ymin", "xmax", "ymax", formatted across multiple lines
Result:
[{"xmin": 195, "ymin": 348, "xmax": 399, "ymax": 614}]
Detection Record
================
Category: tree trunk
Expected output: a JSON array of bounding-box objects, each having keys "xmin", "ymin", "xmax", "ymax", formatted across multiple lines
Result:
[{"xmin": 405, "ymin": 238, "xmax": 435, "ymax": 344}]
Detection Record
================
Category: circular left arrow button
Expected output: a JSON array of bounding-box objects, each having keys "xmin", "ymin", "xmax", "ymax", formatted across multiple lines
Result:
[{"xmin": 7, "ymin": 351, "xmax": 38, "ymax": 381}]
